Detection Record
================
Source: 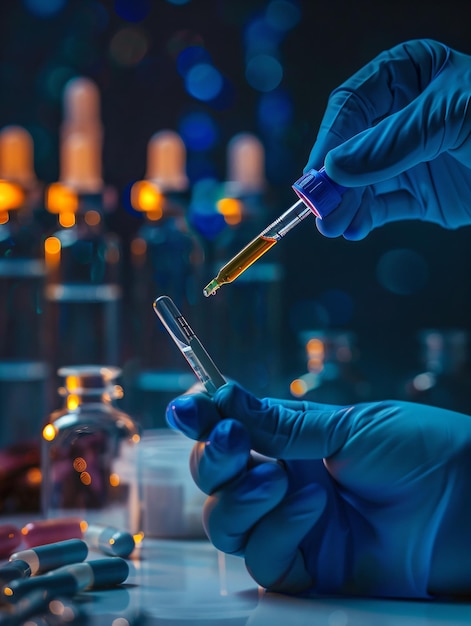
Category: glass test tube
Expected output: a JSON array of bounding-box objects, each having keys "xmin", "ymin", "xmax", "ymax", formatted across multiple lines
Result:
[{"xmin": 153, "ymin": 295, "xmax": 226, "ymax": 396}]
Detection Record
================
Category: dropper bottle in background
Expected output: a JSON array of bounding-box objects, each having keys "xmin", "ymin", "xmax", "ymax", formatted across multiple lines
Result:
[
  {"xmin": 43, "ymin": 77, "xmax": 122, "ymax": 384},
  {"xmin": 209, "ymin": 133, "xmax": 284, "ymax": 396},
  {"xmin": 0, "ymin": 126, "xmax": 50, "ymax": 452},
  {"xmin": 402, "ymin": 329, "xmax": 471, "ymax": 414},
  {"xmin": 126, "ymin": 130, "xmax": 203, "ymax": 428},
  {"xmin": 41, "ymin": 366, "xmax": 142, "ymax": 535}
]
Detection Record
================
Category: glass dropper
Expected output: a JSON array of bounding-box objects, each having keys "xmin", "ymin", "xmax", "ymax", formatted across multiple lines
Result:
[{"xmin": 203, "ymin": 167, "xmax": 346, "ymax": 297}]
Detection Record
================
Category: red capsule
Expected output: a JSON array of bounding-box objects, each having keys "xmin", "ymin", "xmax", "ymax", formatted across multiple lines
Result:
[
  {"xmin": 0, "ymin": 524, "xmax": 22, "ymax": 559},
  {"xmin": 21, "ymin": 518, "xmax": 83, "ymax": 548}
]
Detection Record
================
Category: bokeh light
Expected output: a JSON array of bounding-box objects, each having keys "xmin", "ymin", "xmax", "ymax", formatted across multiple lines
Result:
[
  {"xmin": 36, "ymin": 64, "xmax": 77, "ymax": 103},
  {"xmin": 113, "ymin": 0, "xmax": 151, "ymax": 22},
  {"xmin": 245, "ymin": 54, "xmax": 283, "ymax": 92},
  {"xmin": 244, "ymin": 17, "xmax": 282, "ymax": 56},
  {"xmin": 178, "ymin": 111, "xmax": 218, "ymax": 152},
  {"xmin": 317, "ymin": 289, "xmax": 354, "ymax": 326},
  {"xmin": 109, "ymin": 27, "xmax": 149, "ymax": 67},
  {"xmin": 257, "ymin": 89, "xmax": 293, "ymax": 132},
  {"xmin": 176, "ymin": 46, "xmax": 212, "ymax": 77},
  {"xmin": 166, "ymin": 0, "xmax": 191, "ymax": 5},
  {"xmin": 188, "ymin": 178, "xmax": 226, "ymax": 240},
  {"xmin": 376, "ymin": 248, "xmax": 428, "ymax": 295},
  {"xmin": 23, "ymin": 0, "xmax": 67, "ymax": 18},
  {"xmin": 185, "ymin": 63, "xmax": 223, "ymax": 101},
  {"xmin": 265, "ymin": 0, "xmax": 301, "ymax": 32}
]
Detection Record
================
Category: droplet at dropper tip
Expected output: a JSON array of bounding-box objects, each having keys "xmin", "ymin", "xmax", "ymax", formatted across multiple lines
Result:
[{"xmin": 203, "ymin": 279, "xmax": 220, "ymax": 297}]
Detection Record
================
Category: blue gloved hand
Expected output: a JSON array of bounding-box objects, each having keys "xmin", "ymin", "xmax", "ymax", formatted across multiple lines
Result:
[
  {"xmin": 306, "ymin": 39, "xmax": 471, "ymax": 240},
  {"xmin": 167, "ymin": 382, "xmax": 471, "ymax": 599}
]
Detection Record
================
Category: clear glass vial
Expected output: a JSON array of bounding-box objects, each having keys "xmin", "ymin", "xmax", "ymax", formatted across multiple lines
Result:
[{"xmin": 41, "ymin": 366, "xmax": 142, "ymax": 534}]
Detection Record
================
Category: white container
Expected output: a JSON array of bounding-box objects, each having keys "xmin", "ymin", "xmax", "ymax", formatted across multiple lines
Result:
[{"xmin": 139, "ymin": 429, "xmax": 207, "ymax": 539}]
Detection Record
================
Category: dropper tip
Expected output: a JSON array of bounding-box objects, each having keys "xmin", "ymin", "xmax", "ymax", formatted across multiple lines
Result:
[{"xmin": 203, "ymin": 279, "xmax": 220, "ymax": 297}]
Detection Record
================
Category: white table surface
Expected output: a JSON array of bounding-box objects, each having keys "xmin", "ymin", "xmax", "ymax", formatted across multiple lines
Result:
[{"xmin": 41, "ymin": 537, "xmax": 471, "ymax": 625}]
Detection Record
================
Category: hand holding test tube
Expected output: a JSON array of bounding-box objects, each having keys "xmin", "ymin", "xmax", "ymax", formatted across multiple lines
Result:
[{"xmin": 153, "ymin": 296, "xmax": 226, "ymax": 396}]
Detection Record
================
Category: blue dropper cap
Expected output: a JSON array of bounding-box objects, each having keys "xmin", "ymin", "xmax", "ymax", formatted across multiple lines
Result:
[{"xmin": 292, "ymin": 167, "xmax": 346, "ymax": 218}]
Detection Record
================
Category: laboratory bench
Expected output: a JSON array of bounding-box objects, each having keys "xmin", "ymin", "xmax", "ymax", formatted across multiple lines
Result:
[{"xmin": 1, "ymin": 522, "xmax": 471, "ymax": 625}]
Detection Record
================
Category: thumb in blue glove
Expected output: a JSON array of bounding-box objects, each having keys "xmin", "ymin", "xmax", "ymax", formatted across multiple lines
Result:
[
  {"xmin": 306, "ymin": 39, "xmax": 471, "ymax": 240},
  {"xmin": 167, "ymin": 382, "xmax": 471, "ymax": 599}
]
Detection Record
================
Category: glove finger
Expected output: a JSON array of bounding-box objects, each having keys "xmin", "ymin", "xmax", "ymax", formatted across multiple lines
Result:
[
  {"xmin": 263, "ymin": 397, "xmax": 345, "ymax": 412},
  {"xmin": 314, "ymin": 188, "xmax": 366, "ymax": 239},
  {"xmin": 342, "ymin": 187, "xmax": 423, "ymax": 240},
  {"xmin": 203, "ymin": 462, "xmax": 288, "ymax": 555},
  {"xmin": 189, "ymin": 419, "xmax": 251, "ymax": 494},
  {"xmin": 166, "ymin": 391, "xmax": 221, "ymax": 440},
  {"xmin": 245, "ymin": 484, "xmax": 327, "ymax": 593},
  {"xmin": 214, "ymin": 383, "xmax": 352, "ymax": 460},
  {"xmin": 325, "ymin": 83, "xmax": 465, "ymax": 188},
  {"xmin": 306, "ymin": 39, "xmax": 449, "ymax": 171}
]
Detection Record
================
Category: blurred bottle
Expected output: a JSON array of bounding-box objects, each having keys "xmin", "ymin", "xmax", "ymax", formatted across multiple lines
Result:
[
  {"xmin": 403, "ymin": 329, "xmax": 471, "ymax": 414},
  {"xmin": 209, "ymin": 133, "xmax": 284, "ymax": 396},
  {"xmin": 290, "ymin": 330, "xmax": 371, "ymax": 404},
  {"xmin": 126, "ymin": 131, "xmax": 203, "ymax": 427},
  {"xmin": 41, "ymin": 366, "xmax": 142, "ymax": 533},
  {"xmin": 43, "ymin": 78, "xmax": 121, "ymax": 385},
  {"xmin": 0, "ymin": 125, "xmax": 50, "ymax": 448}
]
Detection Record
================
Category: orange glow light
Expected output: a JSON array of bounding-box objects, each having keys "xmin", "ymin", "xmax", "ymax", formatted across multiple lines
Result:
[
  {"xmin": 132, "ymin": 434, "xmax": 141, "ymax": 444},
  {"xmin": 80, "ymin": 521, "xmax": 89, "ymax": 533},
  {"xmin": 65, "ymin": 375, "xmax": 79, "ymax": 391},
  {"xmin": 26, "ymin": 467, "xmax": 42, "ymax": 486},
  {"xmin": 130, "ymin": 180, "xmax": 163, "ymax": 216},
  {"xmin": 217, "ymin": 197, "xmax": 242, "ymax": 225},
  {"xmin": 306, "ymin": 338, "xmax": 324, "ymax": 357},
  {"xmin": 109, "ymin": 473, "xmax": 120, "ymax": 487},
  {"xmin": 133, "ymin": 531, "xmax": 145, "ymax": 545},
  {"xmin": 42, "ymin": 423, "xmax": 57, "ymax": 442},
  {"xmin": 47, "ymin": 182, "xmax": 78, "ymax": 214},
  {"xmin": 84, "ymin": 210, "xmax": 101, "ymax": 226},
  {"xmin": 67, "ymin": 394, "xmax": 80, "ymax": 411},
  {"xmin": 0, "ymin": 180, "xmax": 24, "ymax": 211},
  {"xmin": 44, "ymin": 236, "xmax": 61, "ymax": 269},
  {"xmin": 290, "ymin": 379, "xmax": 307, "ymax": 397},
  {"xmin": 0, "ymin": 210, "xmax": 8, "ymax": 225},
  {"xmin": 59, "ymin": 211, "xmax": 76, "ymax": 228}
]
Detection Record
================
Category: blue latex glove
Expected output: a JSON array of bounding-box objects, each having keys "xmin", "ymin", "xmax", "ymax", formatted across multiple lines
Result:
[
  {"xmin": 306, "ymin": 39, "xmax": 471, "ymax": 240},
  {"xmin": 167, "ymin": 382, "xmax": 471, "ymax": 599}
]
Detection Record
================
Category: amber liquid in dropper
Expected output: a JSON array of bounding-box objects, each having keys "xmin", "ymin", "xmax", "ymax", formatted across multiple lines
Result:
[{"xmin": 207, "ymin": 234, "xmax": 277, "ymax": 294}]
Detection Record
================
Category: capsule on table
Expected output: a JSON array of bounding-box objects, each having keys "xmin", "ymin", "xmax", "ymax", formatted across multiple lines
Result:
[
  {"xmin": 83, "ymin": 524, "xmax": 135, "ymax": 558},
  {"xmin": 0, "ymin": 560, "xmax": 31, "ymax": 587},
  {"xmin": 2, "ymin": 557, "xmax": 129, "ymax": 604},
  {"xmin": 9, "ymin": 539, "xmax": 88, "ymax": 575},
  {"xmin": 21, "ymin": 518, "xmax": 83, "ymax": 548},
  {"xmin": 21, "ymin": 518, "xmax": 136, "ymax": 558}
]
